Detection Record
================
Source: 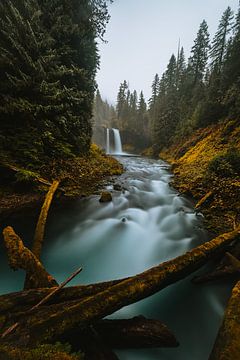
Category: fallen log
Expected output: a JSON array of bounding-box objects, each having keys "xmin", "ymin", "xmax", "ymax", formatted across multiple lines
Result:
[
  {"xmin": 0, "ymin": 280, "xmax": 126, "ymax": 315},
  {"xmin": 92, "ymin": 316, "xmax": 179, "ymax": 348},
  {"xmin": 31, "ymin": 180, "xmax": 60, "ymax": 259},
  {"xmin": 1, "ymin": 227, "xmax": 239, "ymax": 347},
  {"xmin": 193, "ymin": 248, "xmax": 240, "ymax": 284},
  {"xmin": 209, "ymin": 280, "xmax": 240, "ymax": 360},
  {"xmin": 62, "ymin": 316, "xmax": 178, "ymax": 358},
  {"xmin": 1, "ymin": 268, "xmax": 82, "ymax": 339},
  {"xmin": 0, "ymin": 161, "xmax": 63, "ymax": 190},
  {"xmin": 2, "ymin": 226, "xmax": 58, "ymax": 290}
]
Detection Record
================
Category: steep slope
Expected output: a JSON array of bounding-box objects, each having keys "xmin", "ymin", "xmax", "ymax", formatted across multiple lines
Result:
[{"xmin": 161, "ymin": 119, "xmax": 240, "ymax": 234}]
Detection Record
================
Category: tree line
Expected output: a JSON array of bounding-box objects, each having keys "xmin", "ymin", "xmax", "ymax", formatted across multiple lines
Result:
[
  {"xmin": 94, "ymin": 4, "xmax": 240, "ymax": 152},
  {"xmin": 0, "ymin": 0, "xmax": 111, "ymax": 167},
  {"xmin": 150, "ymin": 4, "xmax": 240, "ymax": 153}
]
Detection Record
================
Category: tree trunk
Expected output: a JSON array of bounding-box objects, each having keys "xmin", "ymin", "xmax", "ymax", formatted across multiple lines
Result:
[
  {"xmin": 1, "ymin": 227, "xmax": 239, "ymax": 347},
  {"xmin": 31, "ymin": 180, "xmax": 59, "ymax": 259},
  {"xmin": 209, "ymin": 280, "xmax": 240, "ymax": 360},
  {"xmin": 2, "ymin": 226, "xmax": 58, "ymax": 290}
]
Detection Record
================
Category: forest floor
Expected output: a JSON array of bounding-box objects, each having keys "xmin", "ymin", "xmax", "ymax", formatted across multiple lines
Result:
[
  {"xmin": 0, "ymin": 144, "xmax": 123, "ymax": 224},
  {"xmin": 160, "ymin": 119, "xmax": 240, "ymax": 235}
]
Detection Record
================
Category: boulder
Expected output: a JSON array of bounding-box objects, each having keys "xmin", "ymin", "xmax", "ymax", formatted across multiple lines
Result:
[{"xmin": 99, "ymin": 191, "xmax": 112, "ymax": 203}]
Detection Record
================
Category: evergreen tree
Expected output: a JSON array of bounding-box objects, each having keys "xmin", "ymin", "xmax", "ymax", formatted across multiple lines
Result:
[
  {"xmin": 149, "ymin": 73, "xmax": 160, "ymax": 109},
  {"xmin": 0, "ymin": 0, "xmax": 111, "ymax": 165},
  {"xmin": 116, "ymin": 80, "xmax": 128, "ymax": 120},
  {"xmin": 189, "ymin": 20, "xmax": 210, "ymax": 84},
  {"xmin": 165, "ymin": 54, "xmax": 177, "ymax": 91},
  {"xmin": 221, "ymin": 3, "xmax": 240, "ymax": 116},
  {"xmin": 176, "ymin": 46, "xmax": 186, "ymax": 90},
  {"xmin": 210, "ymin": 6, "xmax": 234, "ymax": 73}
]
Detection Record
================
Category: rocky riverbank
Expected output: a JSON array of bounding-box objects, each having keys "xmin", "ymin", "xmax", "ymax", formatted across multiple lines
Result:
[{"xmin": 0, "ymin": 144, "xmax": 123, "ymax": 224}]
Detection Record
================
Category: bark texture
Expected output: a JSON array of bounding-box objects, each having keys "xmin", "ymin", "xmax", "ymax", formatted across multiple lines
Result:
[
  {"xmin": 2, "ymin": 226, "xmax": 58, "ymax": 290},
  {"xmin": 31, "ymin": 180, "xmax": 59, "ymax": 259},
  {"xmin": 209, "ymin": 280, "xmax": 240, "ymax": 360}
]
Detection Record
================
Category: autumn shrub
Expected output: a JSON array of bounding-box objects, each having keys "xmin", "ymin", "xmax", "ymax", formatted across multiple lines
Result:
[{"xmin": 207, "ymin": 148, "xmax": 240, "ymax": 178}]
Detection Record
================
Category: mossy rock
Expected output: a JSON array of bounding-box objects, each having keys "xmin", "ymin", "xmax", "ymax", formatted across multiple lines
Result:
[{"xmin": 99, "ymin": 191, "xmax": 112, "ymax": 202}]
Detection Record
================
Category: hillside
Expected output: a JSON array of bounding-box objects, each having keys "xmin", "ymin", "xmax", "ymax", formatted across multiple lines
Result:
[{"xmin": 161, "ymin": 119, "xmax": 240, "ymax": 234}]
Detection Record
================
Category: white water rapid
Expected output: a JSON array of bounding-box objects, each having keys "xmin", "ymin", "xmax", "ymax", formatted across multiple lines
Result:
[{"xmin": 0, "ymin": 156, "xmax": 233, "ymax": 359}]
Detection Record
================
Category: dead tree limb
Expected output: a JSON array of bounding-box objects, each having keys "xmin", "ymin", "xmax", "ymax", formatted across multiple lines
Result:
[
  {"xmin": 31, "ymin": 180, "xmax": 59, "ymax": 259},
  {"xmin": 209, "ymin": 280, "xmax": 240, "ymax": 360},
  {"xmin": 2, "ymin": 226, "xmax": 58, "ymax": 290},
  {"xmin": 2, "ymin": 227, "xmax": 239, "ymax": 347}
]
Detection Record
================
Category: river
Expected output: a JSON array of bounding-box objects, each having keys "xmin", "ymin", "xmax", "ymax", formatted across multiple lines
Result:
[{"xmin": 0, "ymin": 156, "xmax": 233, "ymax": 359}]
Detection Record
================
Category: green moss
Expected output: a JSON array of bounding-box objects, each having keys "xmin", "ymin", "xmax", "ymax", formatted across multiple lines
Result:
[{"xmin": 0, "ymin": 343, "xmax": 84, "ymax": 360}]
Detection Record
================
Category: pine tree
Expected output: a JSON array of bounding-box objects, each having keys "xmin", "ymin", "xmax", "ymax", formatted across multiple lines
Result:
[
  {"xmin": 0, "ymin": 0, "xmax": 112, "ymax": 164},
  {"xmin": 221, "ymin": 3, "xmax": 240, "ymax": 116},
  {"xmin": 210, "ymin": 6, "xmax": 234, "ymax": 73},
  {"xmin": 116, "ymin": 80, "xmax": 128, "ymax": 120},
  {"xmin": 149, "ymin": 74, "xmax": 160, "ymax": 109},
  {"xmin": 165, "ymin": 54, "xmax": 177, "ymax": 91},
  {"xmin": 176, "ymin": 46, "xmax": 186, "ymax": 90},
  {"xmin": 189, "ymin": 20, "xmax": 210, "ymax": 84}
]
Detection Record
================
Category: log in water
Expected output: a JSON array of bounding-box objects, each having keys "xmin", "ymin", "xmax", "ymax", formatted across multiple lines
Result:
[{"xmin": 0, "ymin": 156, "xmax": 234, "ymax": 359}]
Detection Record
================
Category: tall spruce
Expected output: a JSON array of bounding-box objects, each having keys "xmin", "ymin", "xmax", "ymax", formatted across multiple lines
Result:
[
  {"xmin": 189, "ymin": 20, "xmax": 210, "ymax": 84},
  {"xmin": 210, "ymin": 6, "xmax": 234, "ymax": 73}
]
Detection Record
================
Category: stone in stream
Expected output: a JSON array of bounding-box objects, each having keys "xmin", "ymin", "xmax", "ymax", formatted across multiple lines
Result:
[
  {"xmin": 113, "ymin": 183, "xmax": 122, "ymax": 191},
  {"xmin": 99, "ymin": 191, "xmax": 112, "ymax": 203}
]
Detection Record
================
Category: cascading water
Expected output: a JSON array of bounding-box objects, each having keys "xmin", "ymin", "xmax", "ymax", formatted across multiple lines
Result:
[
  {"xmin": 106, "ymin": 128, "xmax": 110, "ymax": 154},
  {"xmin": 106, "ymin": 128, "xmax": 123, "ymax": 154},
  {"xmin": 0, "ymin": 156, "xmax": 233, "ymax": 359},
  {"xmin": 112, "ymin": 128, "xmax": 123, "ymax": 154}
]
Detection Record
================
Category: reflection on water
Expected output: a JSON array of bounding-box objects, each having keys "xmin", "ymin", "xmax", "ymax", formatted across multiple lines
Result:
[{"xmin": 0, "ymin": 156, "xmax": 233, "ymax": 359}]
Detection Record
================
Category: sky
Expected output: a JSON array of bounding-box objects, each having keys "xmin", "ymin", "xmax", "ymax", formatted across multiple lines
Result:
[{"xmin": 96, "ymin": 0, "xmax": 239, "ymax": 104}]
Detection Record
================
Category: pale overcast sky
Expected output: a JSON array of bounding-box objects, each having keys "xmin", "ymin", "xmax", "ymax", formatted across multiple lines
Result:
[{"xmin": 96, "ymin": 0, "xmax": 239, "ymax": 104}]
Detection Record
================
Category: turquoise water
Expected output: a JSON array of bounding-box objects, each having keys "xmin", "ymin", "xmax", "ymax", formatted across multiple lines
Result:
[{"xmin": 0, "ymin": 156, "xmax": 232, "ymax": 359}]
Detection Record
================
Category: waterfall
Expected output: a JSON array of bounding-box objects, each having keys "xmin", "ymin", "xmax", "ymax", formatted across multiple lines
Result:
[
  {"xmin": 112, "ymin": 128, "xmax": 123, "ymax": 154},
  {"xmin": 106, "ymin": 128, "xmax": 110, "ymax": 154}
]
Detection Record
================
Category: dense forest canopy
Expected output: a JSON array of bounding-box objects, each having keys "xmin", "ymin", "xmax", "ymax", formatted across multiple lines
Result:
[
  {"xmin": 93, "ymin": 4, "xmax": 240, "ymax": 153},
  {"xmin": 0, "ymin": 0, "xmax": 111, "ymax": 167}
]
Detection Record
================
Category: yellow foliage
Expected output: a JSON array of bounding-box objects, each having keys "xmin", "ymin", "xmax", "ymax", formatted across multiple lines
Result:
[{"xmin": 161, "ymin": 120, "xmax": 240, "ymax": 234}]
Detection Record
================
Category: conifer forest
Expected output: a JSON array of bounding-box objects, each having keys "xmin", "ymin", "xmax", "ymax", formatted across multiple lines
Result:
[{"xmin": 0, "ymin": 1, "xmax": 240, "ymax": 360}]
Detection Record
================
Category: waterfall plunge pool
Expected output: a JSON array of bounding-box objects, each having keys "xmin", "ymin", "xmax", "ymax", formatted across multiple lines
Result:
[{"xmin": 0, "ymin": 156, "xmax": 233, "ymax": 359}]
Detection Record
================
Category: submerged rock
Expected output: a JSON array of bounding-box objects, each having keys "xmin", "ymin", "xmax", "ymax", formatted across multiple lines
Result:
[
  {"xmin": 99, "ymin": 191, "xmax": 112, "ymax": 203},
  {"xmin": 113, "ymin": 183, "xmax": 122, "ymax": 191}
]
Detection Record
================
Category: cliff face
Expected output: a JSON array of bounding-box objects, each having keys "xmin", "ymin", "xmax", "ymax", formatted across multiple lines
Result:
[{"xmin": 161, "ymin": 119, "xmax": 240, "ymax": 234}]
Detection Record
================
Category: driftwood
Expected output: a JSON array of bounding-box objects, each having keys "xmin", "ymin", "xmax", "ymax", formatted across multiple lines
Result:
[
  {"xmin": 31, "ymin": 180, "xmax": 59, "ymax": 259},
  {"xmin": 1, "ymin": 227, "xmax": 239, "ymax": 347},
  {"xmin": 209, "ymin": 279, "xmax": 240, "ymax": 360},
  {"xmin": 2, "ymin": 226, "xmax": 57, "ymax": 290}
]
